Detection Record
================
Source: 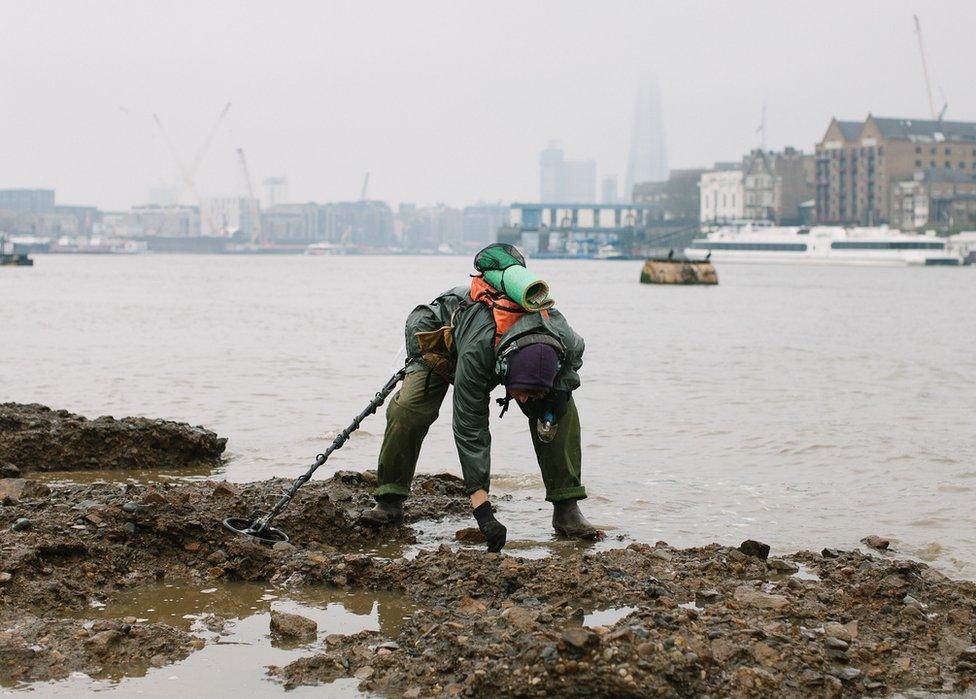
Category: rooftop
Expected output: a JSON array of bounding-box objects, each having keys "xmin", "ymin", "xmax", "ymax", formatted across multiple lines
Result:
[
  {"xmin": 871, "ymin": 116, "xmax": 976, "ymax": 143},
  {"xmin": 836, "ymin": 120, "xmax": 862, "ymax": 141}
]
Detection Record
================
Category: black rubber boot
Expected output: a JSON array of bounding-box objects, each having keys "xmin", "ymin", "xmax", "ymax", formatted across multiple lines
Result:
[
  {"xmin": 359, "ymin": 495, "xmax": 405, "ymax": 527},
  {"xmin": 552, "ymin": 498, "xmax": 598, "ymax": 539}
]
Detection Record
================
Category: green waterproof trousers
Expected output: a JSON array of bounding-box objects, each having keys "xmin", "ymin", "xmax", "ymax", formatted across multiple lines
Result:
[{"xmin": 375, "ymin": 370, "xmax": 587, "ymax": 502}]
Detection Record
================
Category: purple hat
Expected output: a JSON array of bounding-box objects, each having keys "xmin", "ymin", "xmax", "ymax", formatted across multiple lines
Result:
[{"xmin": 504, "ymin": 343, "xmax": 559, "ymax": 392}]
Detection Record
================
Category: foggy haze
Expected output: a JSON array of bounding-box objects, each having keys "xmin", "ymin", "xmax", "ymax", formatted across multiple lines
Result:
[{"xmin": 2, "ymin": 0, "xmax": 974, "ymax": 210}]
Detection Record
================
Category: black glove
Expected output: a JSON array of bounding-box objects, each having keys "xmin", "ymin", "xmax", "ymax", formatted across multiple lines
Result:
[
  {"xmin": 546, "ymin": 390, "xmax": 570, "ymax": 421},
  {"xmin": 527, "ymin": 390, "xmax": 570, "ymax": 422},
  {"xmin": 472, "ymin": 502, "xmax": 507, "ymax": 553}
]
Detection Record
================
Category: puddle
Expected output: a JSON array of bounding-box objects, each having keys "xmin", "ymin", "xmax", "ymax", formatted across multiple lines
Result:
[
  {"xmin": 30, "ymin": 465, "xmax": 216, "ymax": 487},
  {"xmin": 367, "ymin": 515, "xmax": 621, "ymax": 563},
  {"xmin": 20, "ymin": 581, "xmax": 415, "ymax": 697},
  {"xmin": 792, "ymin": 563, "xmax": 821, "ymax": 581},
  {"xmin": 73, "ymin": 581, "xmax": 416, "ymax": 639},
  {"xmin": 767, "ymin": 561, "xmax": 822, "ymax": 583},
  {"xmin": 584, "ymin": 605, "xmax": 637, "ymax": 628}
]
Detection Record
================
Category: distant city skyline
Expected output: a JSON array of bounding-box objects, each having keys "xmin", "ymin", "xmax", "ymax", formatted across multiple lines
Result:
[{"xmin": 2, "ymin": 1, "xmax": 975, "ymax": 210}]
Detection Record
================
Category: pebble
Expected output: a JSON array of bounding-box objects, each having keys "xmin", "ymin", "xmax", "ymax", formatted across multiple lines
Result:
[
  {"xmin": 122, "ymin": 522, "xmax": 137, "ymax": 535},
  {"xmin": 454, "ymin": 527, "xmax": 485, "ymax": 544},
  {"xmin": 562, "ymin": 628, "xmax": 596, "ymax": 650},
  {"xmin": 831, "ymin": 667, "xmax": 862, "ymax": 682},
  {"xmin": 211, "ymin": 481, "xmax": 241, "ymax": 498},
  {"xmin": 648, "ymin": 548, "xmax": 673, "ymax": 562},
  {"xmin": 739, "ymin": 539, "xmax": 771, "ymax": 560},
  {"xmin": 823, "ymin": 621, "xmax": 854, "ymax": 643},
  {"xmin": 122, "ymin": 501, "xmax": 140, "ymax": 514},
  {"xmin": 861, "ymin": 535, "xmax": 890, "ymax": 551},
  {"xmin": 733, "ymin": 586, "xmax": 789, "ymax": 610},
  {"xmin": 11, "ymin": 517, "xmax": 31, "ymax": 532},
  {"xmin": 821, "ymin": 548, "xmax": 843, "ymax": 558},
  {"xmin": 900, "ymin": 605, "xmax": 926, "ymax": 620},
  {"xmin": 0, "ymin": 572, "xmax": 12, "ymax": 585},
  {"xmin": 767, "ymin": 558, "xmax": 799, "ymax": 573},
  {"xmin": 825, "ymin": 636, "xmax": 849, "ymax": 651},
  {"xmin": 269, "ymin": 610, "xmax": 317, "ymax": 641}
]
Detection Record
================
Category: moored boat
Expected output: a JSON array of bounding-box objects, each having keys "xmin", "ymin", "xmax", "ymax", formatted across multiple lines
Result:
[
  {"xmin": 1, "ymin": 234, "xmax": 34, "ymax": 266},
  {"xmin": 685, "ymin": 224, "xmax": 962, "ymax": 266}
]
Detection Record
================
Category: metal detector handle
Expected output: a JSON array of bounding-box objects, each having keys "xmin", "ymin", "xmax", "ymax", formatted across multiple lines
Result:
[{"xmin": 251, "ymin": 369, "xmax": 407, "ymax": 532}]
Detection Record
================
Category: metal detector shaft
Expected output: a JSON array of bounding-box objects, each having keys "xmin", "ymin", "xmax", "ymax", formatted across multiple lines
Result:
[{"xmin": 249, "ymin": 369, "xmax": 406, "ymax": 534}]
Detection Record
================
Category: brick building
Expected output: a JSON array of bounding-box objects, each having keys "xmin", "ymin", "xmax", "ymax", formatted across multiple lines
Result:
[
  {"xmin": 816, "ymin": 115, "xmax": 976, "ymax": 226},
  {"xmin": 891, "ymin": 170, "xmax": 976, "ymax": 231},
  {"xmin": 632, "ymin": 169, "xmax": 704, "ymax": 223},
  {"xmin": 742, "ymin": 148, "xmax": 815, "ymax": 224}
]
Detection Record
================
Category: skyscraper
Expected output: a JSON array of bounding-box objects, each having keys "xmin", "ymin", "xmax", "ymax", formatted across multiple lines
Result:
[
  {"xmin": 625, "ymin": 76, "xmax": 668, "ymax": 200},
  {"xmin": 539, "ymin": 144, "xmax": 596, "ymax": 203}
]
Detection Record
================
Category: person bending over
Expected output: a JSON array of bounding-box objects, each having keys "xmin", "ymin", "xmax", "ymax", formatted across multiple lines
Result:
[{"xmin": 360, "ymin": 247, "xmax": 596, "ymax": 552}]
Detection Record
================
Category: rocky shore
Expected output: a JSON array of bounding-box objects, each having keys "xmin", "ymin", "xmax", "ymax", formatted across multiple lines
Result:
[{"xmin": 2, "ymin": 405, "xmax": 975, "ymax": 696}]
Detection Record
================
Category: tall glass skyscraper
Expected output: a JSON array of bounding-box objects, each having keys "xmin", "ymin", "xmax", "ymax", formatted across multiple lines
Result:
[{"xmin": 625, "ymin": 76, "xmax": 668, "ymax": 199}]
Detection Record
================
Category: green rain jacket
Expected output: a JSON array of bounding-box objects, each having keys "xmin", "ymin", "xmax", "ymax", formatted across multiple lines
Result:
[{"xmin": 403, "ymin": 285, "xmax": 585, "ymax": 494}]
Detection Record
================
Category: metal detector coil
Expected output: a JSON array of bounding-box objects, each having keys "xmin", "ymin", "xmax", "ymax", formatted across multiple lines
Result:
[
  {"xmin": 221, "ymin": 369, "xmax": 406, "ymax": 546},
  {"xmin": 222, "ymin": 517, "xmax": 290, "ymax": 546}
]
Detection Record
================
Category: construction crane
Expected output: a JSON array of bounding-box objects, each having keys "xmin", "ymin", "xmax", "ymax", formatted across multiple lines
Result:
[
  {"xmin": 152, "ymin": 114, "xmax": 196, "ymax": 196},
  {"xmin": 236, "ymin": 147, "xmax": 264, "ymax": 245},
  {"xmin": 152, "ymin": 102, "xmax": 232, "ymax": 202},
  {"xmin": 913, "ymin": 16, "xmax": 947, "ymax": 121},
  {"xmin": 360, "ymin": 172, "xmax": 370, "ymax": 201}
]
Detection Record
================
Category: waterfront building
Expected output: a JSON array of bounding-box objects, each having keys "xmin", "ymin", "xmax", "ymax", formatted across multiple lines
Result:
[
  {"xmin": 0, "ymin": 189, "xmax": 101, "ymax": 236},
  {"xmin": 397, "ymin": 204, "xmax": 461, "ymax": 250},
  {"xmin": 499, "ymin": 201, "xmax": 662, "ymax": 257},
  {"xmin": 97, "ymin": 206, "xmax": 199, "ymax": 238},
  {"xmin": 200, "ymin": 197, "xmax": 261, "ymax": 238},
  {"xmin": 699, "ymin": 166, "xmax": 744, "ymax": 224},
  {"xmin": 261, "ymin": 203, "xmax": 321, "ymax": 243},
  {"xmin": 319, "ymin": 200, "xmax": 394, "ymax": 247},
  {"xmin": 625, "ymin": 76, "xmax": 668, "ymax": 196},
  {"xmin": 461, "ymin": 204, "xmax": 508, "ymax": 247},
  {"xmin": 54, "ymin": 205, "xmax": 100, "ymax": 236},
  {"xmin": 742, "ymin": 148, "xmax": 815, "ymax": 224},
  {"xmin": 632, "ymin": 169, "xmax": 703, "ymax": 223},
  {"xmin": 891, "ymin": 169, "xmax": 976, "ymax": 232},
  {"xmin": 539, "ymin": 144, "xmax": 596, "ymax": 203},
  {"xmin": 815, "ymin": 115, "xmax": 976, "ymax": 225},
  {"xmin": 0, "ymin": 189, "xmax": 55, "ymax": 215}
]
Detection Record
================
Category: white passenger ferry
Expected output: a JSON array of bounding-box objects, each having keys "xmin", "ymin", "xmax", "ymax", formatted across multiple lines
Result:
[{"xmin": 685, "ymin": 225, "xmax": 962, "ymax": 266}]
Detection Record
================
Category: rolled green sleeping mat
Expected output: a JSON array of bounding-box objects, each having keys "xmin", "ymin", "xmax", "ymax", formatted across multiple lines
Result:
[{"xmin": 484, "ymin": 266, "xmax": 554, "ymax": 311}]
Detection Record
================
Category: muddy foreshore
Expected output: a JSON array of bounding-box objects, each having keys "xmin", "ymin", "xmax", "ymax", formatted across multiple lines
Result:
[
  {"xmin": 0, "ymin": 402, "xmax": 226, "ymax": 474},
  {"xmin": 1, "ymin": 405, "xmax": 975, "ymax": 696}
]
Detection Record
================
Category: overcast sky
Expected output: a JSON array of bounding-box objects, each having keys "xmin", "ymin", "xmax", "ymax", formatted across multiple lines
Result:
[{"xmin": 2, "ymin": 0, "xmax": 974, "ymax": 211}]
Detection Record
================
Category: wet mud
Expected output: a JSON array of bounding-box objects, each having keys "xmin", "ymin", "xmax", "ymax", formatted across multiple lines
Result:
[
  {"xmin": 0, "ymin": 402, "xmax": 226, "ymax": 474},
  {"xmin": 2, "ymin": 407, "xmax": 975, "ymax": 696}
]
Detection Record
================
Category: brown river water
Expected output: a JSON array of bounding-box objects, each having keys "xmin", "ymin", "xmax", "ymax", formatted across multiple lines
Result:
[
  {"xmin": 2, "ymin": 254, "xmax": 975, "ymax": 696},
  {"xmin": 2, "ymin": 254, "xmax": 975, "ymax": 575}
]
